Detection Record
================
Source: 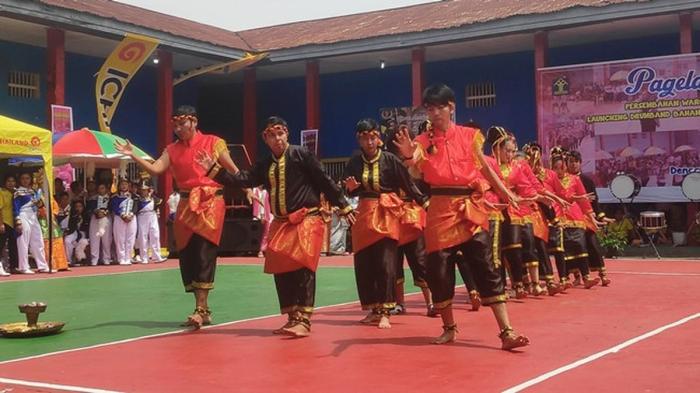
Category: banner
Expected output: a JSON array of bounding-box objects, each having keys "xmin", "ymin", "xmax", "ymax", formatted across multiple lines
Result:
[
  {"xmin": 173, "ymin": 52, "xmax": 268, "ymax": 86},
  {"xmin": 50, "ymin": 104, "xmax": 73, "ymax": 134},
  {"xmin": 95, "ymin": 33, "xmax": 159, "ymax": 133},
  {"xmin": 301, "ymin": 129, "xmax": 319, "ymax": 156},
  {"xmin": 537, "ymin": 53, "xmax": 700, "ymax": 203}
]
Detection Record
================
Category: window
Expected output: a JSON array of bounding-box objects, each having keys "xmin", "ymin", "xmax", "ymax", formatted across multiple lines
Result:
[
  {"xmin": 8, "ymin": 71, "xmax": 40, "ymax": 99},
  {"xmin": 466, "ymin": 82, "xmax": 496, "ymax": 108}
]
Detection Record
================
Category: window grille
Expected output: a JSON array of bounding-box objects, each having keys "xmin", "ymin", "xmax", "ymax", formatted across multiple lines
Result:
[
  {"xmin": 8, "ymin": 71, "xmax": 40, "ymax": 99},
  {"xmin": 466, "ymin": 82, "xmax": 496, "ymax": 108}
]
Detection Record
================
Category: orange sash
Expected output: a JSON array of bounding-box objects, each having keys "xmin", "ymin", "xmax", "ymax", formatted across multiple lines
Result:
[
  {"xmin": 174, "ymin": 186, "xmax": 225, "ymax": 250},
  {"xmin": 530, "ymin": 209, "xmax": 549, "ymax": 241},
  {"xmin": 424, "ymin": 195, "xmax": 489, "ymax": 254},
  {"xmin": 398, "ymin": 200, "xmax": 426, "ymax": 246},
  {"xmin": 265, "ymin": 208, "xmax": 325, "ymax": 274},
  {"xmin": 352, "ymin": 193, "xmax": 403, "ymax": 253}
]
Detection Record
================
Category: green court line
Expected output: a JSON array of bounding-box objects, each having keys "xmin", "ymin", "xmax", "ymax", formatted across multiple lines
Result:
[{"xmin": 0, "ymin": 265, "xmax": 361, "ymax": 362}]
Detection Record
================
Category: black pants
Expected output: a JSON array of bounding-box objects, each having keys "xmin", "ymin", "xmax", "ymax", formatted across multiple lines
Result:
[
  {"xmin": 179, "ymin": 233, "xmax": 218, "ymax": 292},
  {"xmin": 563, "ymin": 227, "xmax": 591, "ymax": 276},
  {"xmin": 457, "ymin": 219, "xmax": 503, "ymax": 293},
  {"xmin": 427, "ymin": 231, "xmax": 506, "ymax": 309},
  {"xmin": 396, "ymin": 235, "xmax": 428, "ymax": 288},
  {"xmin": 535, "ymin": 237, "xmax": 555, "ymax": 282},
  {"xmin": 585, "ymin": 230, "xmax": 606, "ymax": 272},
  {"xmin": 354, "ymin": 237, "xmax": 398, "ymax": 311},
  {"xmin": 274, "ymin": 267, "xmax": 316, "ymax": 315},
  {"xmin": 502, "ymin": 223, "xmax": 538, "ymax": 285},
  {"xmin": 0, "ymin": 223, "xmax": 19, "ymax": 270}
]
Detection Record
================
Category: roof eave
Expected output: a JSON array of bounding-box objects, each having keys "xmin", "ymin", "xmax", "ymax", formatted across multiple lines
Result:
[
  {"xmin": 0, "ymin": 0, "xmax": 247, "ymax": 59},
  {"xmin": 266, "ymin": 0, "xmax": 700, "ymax": 63}
]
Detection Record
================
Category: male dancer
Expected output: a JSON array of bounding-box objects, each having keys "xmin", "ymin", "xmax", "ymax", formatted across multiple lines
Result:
[
  {"xmin": 196, "ymin": 116, "xmax": 354, "ymax": 337},
  {"xmin": 116, "ymin": 105, "xmax": 237, "ymax": 328},
  {"xmin": 394, "ymin": 84, "xmax": 528, "ymax": 349}
]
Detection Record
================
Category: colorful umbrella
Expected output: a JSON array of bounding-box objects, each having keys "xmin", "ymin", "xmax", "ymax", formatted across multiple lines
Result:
[
  {"xmin": 643, "ymin": 146, "xmax": 666, "ymax": 156},
  {"xmin": 674, "ymin": 145, "xmax": 697, "ymax": 153},
  {"xmin": 53, "ymin": 128, "xmax": 152, "ymax": 165},
  {"xmin": 618, "ymin": 146, "xmax": 641, "ymax": 158}
]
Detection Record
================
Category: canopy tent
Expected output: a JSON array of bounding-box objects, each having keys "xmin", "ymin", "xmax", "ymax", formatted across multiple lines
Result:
[{"xmin": 0, "ymin": 114, "xmax": 55, "ymax": 271}]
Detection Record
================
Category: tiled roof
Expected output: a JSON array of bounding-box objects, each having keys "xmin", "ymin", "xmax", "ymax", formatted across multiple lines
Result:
[
  {"xmin": 38, "ymin": 0, "xmax": 252, "ymax": 51},
  {"xmin": 37, "ymin": 0, "xmax": 644, "ymax": 53}
]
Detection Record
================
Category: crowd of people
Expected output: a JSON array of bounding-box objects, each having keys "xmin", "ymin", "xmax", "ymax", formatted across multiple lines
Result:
[
  {"xmin": 595, "ymin": 151, "xmax": 699, "ymax": 187},
  {"xmin": 0, "ymin": 172, "xmax": 167, "ymax": 277}
]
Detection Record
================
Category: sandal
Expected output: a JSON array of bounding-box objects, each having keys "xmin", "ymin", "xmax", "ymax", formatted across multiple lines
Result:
[
  {"xmin": 282, "ymin": 314, "xmax": 311, "ymax": 338},
  {"xmin": 583, "ymin": 276, "xmax": 601, "ymax": 289},
  {"xmin": 499, "ymin": 327, "xmax": 530, "ymax": 350},
  {"xmin": 469, "ymin": 291, "xmax": 481, "ymax": 311},
  {"xmin": 514, "ymin": 283, "xmax": 528, "ymax": 299},
  {"xmin": 273, "ymin": 315, "xmax": 294, "ymax": 334},
  {"xmin": 432, "ymin": 324, "xmax": 458, "ymax": 345},
  {"xmin": 181, "ymin": 306, "xmax": 209, "ymax": 330},
  {"xmin": 426, "ymin": 304, "xmax": 440, "ymax": 318}
]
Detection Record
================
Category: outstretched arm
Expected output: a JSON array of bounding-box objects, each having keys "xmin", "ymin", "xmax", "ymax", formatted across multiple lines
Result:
[{"xmin": 114, "ymin": 139, "xmax": 169, "ymax": 176}]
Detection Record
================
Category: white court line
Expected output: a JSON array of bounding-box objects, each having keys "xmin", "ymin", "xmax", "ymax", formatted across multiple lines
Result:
[
  {"xmin": 0, "ymin": 377, "xmax": 122, "ymax": 393},
  {"xmin": 502, "ymin": 312, "xmax": 700, "ymax": 393},
  {"xmin": 608, "ymin": 271, "xmax": 700, "ymax": 277}
]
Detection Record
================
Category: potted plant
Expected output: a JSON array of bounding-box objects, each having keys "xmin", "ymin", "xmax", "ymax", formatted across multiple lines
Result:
[{"xmin": 597, "ymin": 230, "xmax": 627, "ymax": 258}]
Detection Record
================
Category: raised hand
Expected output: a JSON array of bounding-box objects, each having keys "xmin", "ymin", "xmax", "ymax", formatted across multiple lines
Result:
[
  {"xmin": 114, "ymin": 139, "xmax": 134, "ymax": 157},
  {"xmin": 194, "ymin": 150, "xmax": 215, "ymax": 171},
  {"xmin": 344, "ymin": 176, "xmax": 361, "ymax": 192},
  {"xmin": 392, "ymin": 128, "xmax": 417, "ymax": 159}
]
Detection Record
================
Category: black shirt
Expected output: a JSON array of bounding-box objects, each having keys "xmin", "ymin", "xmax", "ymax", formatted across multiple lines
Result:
[
  {"xmin": 213, "ymin": 145, "xmax": 349, "ymax": 216},
  {"xmin": 342, "ymin": 150, "xmax": 428, "ymax": 206}
]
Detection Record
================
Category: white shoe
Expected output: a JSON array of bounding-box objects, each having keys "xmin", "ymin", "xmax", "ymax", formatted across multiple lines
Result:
[
  {"xmin": 119, "ymin": 261, "xmax": 132, "ymax": 266},
  {"xmin": 19, "ymin": 269, "xmax": 35, "ymax": 275},
  {"xmin": 102, "ymin": 260, "xmax": 113, "ymax": 266},
  {"xmin": 133, "ymin": 255, "xmax": 143, "ymax": 263},
  {"xmin": 140, "ymin": 259, "xmax": 149, "ymax": 264},
  {"xmin": 0, "ymin": 269, "xmax": 10, "ymax": 277},
  {"xmin": 37, "ymin": 268, "xmax": 50, "ymax": 273},
  {"xmin": 152, "ymin": 258, "xmax": 166, "ymax": 263}
]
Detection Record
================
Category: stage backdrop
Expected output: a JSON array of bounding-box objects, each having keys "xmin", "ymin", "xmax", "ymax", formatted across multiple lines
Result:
[{"xmin": 538, "ymin": 53, "xmax": 700, "ymax": 203}]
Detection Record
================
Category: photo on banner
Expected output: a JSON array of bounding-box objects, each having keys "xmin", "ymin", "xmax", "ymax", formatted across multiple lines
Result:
[
  {"xmin": 50, "ymin": 105, "xmax": 75, "ymax": 185},
  {"xmin": 537, "ymin": 53, "xmax": 700, "ymax": 203},
  {"xmin": 301, "ymin": 129, "xmax": 319, "ymax": 156}
]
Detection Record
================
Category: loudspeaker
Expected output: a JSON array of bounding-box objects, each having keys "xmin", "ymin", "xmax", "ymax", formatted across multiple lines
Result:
[{"xmin": 219, "ymin": 218, "xmax": 263, "ymax": 256}]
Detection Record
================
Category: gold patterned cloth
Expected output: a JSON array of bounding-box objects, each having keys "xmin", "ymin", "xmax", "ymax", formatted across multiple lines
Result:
[
  {"xmin": 352, "ymin": 193, "xmax": 404, "ymax": 253},
  {"xmin": 174, "ymin": 186, "xmax": 225, "ymax": 251},
  {"xmin": 397, "ymin": 200, "xmax": 426, "ymax": 246},
  {"xmin": 265, "ymin": 208, "xmax": 325, "ymax": 274},
  {"xmin": 424, "ymin": 194, "xmax": 489, "ymax": 254}
]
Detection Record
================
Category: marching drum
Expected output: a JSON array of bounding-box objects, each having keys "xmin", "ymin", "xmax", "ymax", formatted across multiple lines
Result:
[
  {"xmin": 681, "ymin": 172, "xmax": 700, "ymax": 201},
  {"xmin": 610, "ymin": 173, "xmax": 641, "ymax": 200},
  {"xmin": 640, "ymin": 211, "xmax": 666, "ymax": 234}
]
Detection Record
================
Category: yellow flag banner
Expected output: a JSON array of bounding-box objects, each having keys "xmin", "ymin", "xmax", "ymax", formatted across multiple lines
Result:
[
  {"xmin": 173, "ymin": 52, "xmax": 268, "ymax": 86},
  {"xmin": 95, "ymin": 33, "xmax": 159, "ymax": 133}
]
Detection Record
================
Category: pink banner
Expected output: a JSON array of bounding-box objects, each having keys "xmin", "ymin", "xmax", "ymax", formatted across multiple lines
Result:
[{"xmin": 538, "ymin": 53, "xmax": 700, "ymax": 203}]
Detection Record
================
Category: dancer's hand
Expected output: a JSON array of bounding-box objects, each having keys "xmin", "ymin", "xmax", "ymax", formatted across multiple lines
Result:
[
  {"xmin": 393, "ymin": 128, "xmax": 417, "ymax": 160},
  {"xmin": 114, "ymin": 139, "xmax": 135, "ymax": 157},
  {"xmin": 344, "ymin": 177, "xmax": 360, "ymax": 192},
  {"xmin": 194, "ymin": 150, "xmax": 215, "ymax": 171}
]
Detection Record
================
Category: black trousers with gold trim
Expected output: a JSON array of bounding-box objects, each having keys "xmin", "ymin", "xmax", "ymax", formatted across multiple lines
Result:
[
  {"xmin": 179, "ymin": 233, "xmax": 218, "ymax": 292},
  {"xmin": 563, "ymin": 227, "xmax": 591, "ymax": 276},
  {"xmin": 548, "ymin": 225, "xmax": 567, "ymax": 279},
  {"xmin": 535, "ymin": 237, "xmax": 555, "ymax": 281},
  {"xmin": 426, "ymin": 231, "xmax": 506, "ymax": 309},
  {"xmin": 585, "ymin": 229, "xmax": 606, "ymax": 272},
  {"xmin": 457, "ymin": 219, "xmax": 503, "ymax": 293},
  {"xmin": 274, "ymin": 267, "xmax": 316, "ymax": 314},
  {"xmin": 396, "ymin": 235, "xmax": 429, "ymax": 289},
  {"xmin": 354, "ymin": 237, "xmax": 398, "ymax": 311},
  {"xmin": 502, "ymin": 222, "xmax": 538, "ymax": 285}
]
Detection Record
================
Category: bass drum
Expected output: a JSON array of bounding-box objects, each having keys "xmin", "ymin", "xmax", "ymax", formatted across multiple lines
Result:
[
  {"xmin": 609, "ymin": 173, "xmax": 641, "ymax": 200},
  {"xmin": 681, "ymin": 172, "xmax": 700, "ymax": 201}
]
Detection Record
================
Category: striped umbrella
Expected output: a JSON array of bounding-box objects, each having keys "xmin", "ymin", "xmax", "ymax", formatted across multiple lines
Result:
[{"xmin": 53, "ymin": 128, "xmax": 152, "ymax": 165}]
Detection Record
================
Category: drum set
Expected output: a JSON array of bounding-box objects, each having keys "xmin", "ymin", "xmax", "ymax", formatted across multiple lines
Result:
[{"xmin": 609, "ymin": 172, "xmax": 662, "ymax": 259}]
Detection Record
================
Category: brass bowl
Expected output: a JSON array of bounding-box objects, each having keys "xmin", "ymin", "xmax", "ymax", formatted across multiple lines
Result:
[{"xmin": 0, "ymin": 321, "xmax": 65, "ymax": 338}]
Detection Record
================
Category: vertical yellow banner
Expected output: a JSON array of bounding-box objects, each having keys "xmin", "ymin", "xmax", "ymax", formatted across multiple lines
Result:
[{"xmin": 95, "ymin": 33, "xmax": 159, "ymax": 133}]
